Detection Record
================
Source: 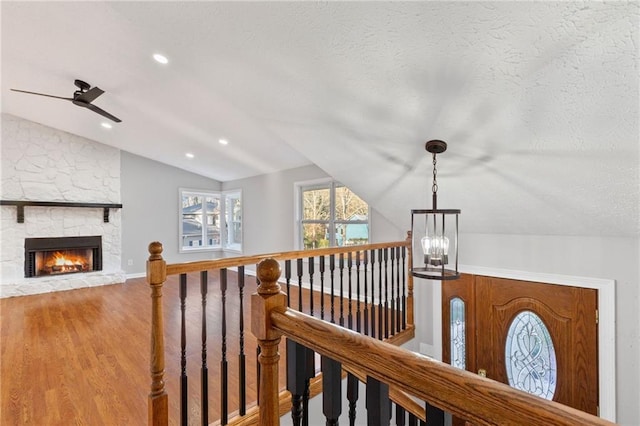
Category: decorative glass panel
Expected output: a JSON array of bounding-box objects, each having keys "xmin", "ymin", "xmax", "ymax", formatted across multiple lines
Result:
[
  {"xmin": 450, "ymin": 297, "xmax": 465, "ymax": 370},
  {"xmin": 505, "ymin": 311, "xmax": 557, "ymax": 400}
]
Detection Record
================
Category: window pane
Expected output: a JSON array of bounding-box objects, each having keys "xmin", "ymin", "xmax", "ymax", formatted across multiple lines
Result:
[
  {"xmin": 450, "ymin": 297, "xmax": 466, "ymax": 370},
  {"xmin": 182, "ymin": 194, "xmax": 203, "ymax": 248},
  {"xmin": 302, "ymin": 188, "xmax": 330, "ymax": 221},
  {"xmin": 334, "ymin": 186, "xmax": 368, "ymax": 221},
  {"xmin": 206, "ymin": 196, "xmax": 220, "ymax": 247},
  {"xmin": 302, "ymin": 223, "xmax": 329, "ymax": 249},
  {"xmin": 336, "ymin": 223, "xmax": 369, "ymax": 246},
  {"xmin": 505, "ymin": 311, "xmax": 557, "ymax": 400},
  {"xmin": 225, "ymin": 193, "xmax": 242, "ymax": 249}
]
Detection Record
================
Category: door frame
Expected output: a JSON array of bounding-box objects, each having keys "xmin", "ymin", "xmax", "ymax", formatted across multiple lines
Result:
[{"xmin": 419, "ymin": 264, "xmax": 616, "ymax": 422}]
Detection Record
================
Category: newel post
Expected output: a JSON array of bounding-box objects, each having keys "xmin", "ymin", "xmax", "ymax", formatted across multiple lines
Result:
[
  {"xmin": 147, "ymin": 242, "xmax": 168, "ymax": 426},
  {"xmin": 406, "ymin": 231, "xmax": 415, "ymax": 326},
  {"xmin": 251, "ymin": 258, "xmax": 287, "ymax": 425}
]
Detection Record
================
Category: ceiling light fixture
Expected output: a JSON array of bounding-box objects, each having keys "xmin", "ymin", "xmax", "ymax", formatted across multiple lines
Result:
[
  {"xmin": 411, "ymin": 139, "xmax": 460, "ymax": 281},
  {"xmin": 185, "ymin": 152, "xmax": 194, "ymax": 159},
  {"xmin": 101, "ymin": 122, "xmax": 112, "ymax": 129},
  {"xmin": 153, "ymin": 53, "xmax": 168, "ymax": 64},
  {"xmin": 218, "ymin": 139, "xmax": 229, "ymax": 145}
]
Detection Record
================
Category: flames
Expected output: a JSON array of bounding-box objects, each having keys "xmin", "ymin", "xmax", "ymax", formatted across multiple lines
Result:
[{"xmin": 41, "ymin": 251, "xmax": 90, "ymax": 274}]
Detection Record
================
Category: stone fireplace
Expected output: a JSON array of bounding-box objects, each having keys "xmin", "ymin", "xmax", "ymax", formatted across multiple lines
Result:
[{"xmin": 1, "ymin": 114, "xmax": 125, "ymax": 297}]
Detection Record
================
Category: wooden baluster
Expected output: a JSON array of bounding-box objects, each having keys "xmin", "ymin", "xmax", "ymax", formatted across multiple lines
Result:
[
  {"xmin": 347, "ymin": 252, "xmax": 353, "ymax": 330},
  {"xmin": 251, "ymin": 258, "xmax": 286, "ymax": 425},
  {"xmin": 287, "ymin": 341, "xmax": 306, "ymax": 426},
  {"xmin": 308, "ymin": 256, "xmax": 314, "ymax": 317},
  {"xmin": 319, "ymin": 255, "xmax": 325, "ymax": 320},
  {"xmin": 179, "ymin": 273, "xmax": 188, "ymax": 426},
  {"xmin": 378, "ymin": 248, "xmax": 384, "ymax": 340},
  {"xmin": 297, "ymin": 258, "xmax": 304, "ymax": 312},
  {"xmin": 339, "ymin": 253, "xmax": 345, "ymax": 327},
  {"xmin": 356, "ymin": 250, "xmax": 361, "ymax": 333},
  {"xmin": 366, "ymin": 376, "xmax": 390, "ymax": 426},
  {"xmin": 406, "ymin": 232, "xmax": 414, "ymax": 328},
  {"xmin": 200, "ymin": 271, "xmax": 209, "ymax": 426},
  {"xmin": 369, "ymin": 249, "xmax": 376, "ymax": 338},
  {"xmin": 426, "ymin": 401, "xmax": 445, "ymax": 426},
  {"xmin": 402, "ymin": 246, "xmax": 407, "ymax": 330},
  {"xmin": 347, "ymin": 373, "xmax": 359, "ymax": 426},
  {"xmin": 238, "ymin": 266, "xmax": 247, "ymax": 416},
  {"xmin": 321, "ymin": 356, "xmax": 342, "ymax": 426},
  {"xmin": 396, "ymin": 404, "xmax": 406, "ymax": 426},
  {"xmin": 285, "ymin": 260, "xmax": 292, "ymax": 307},
  {"xmin": 390, "ymin": 247, "xmax": 396, "ymax": 337},
  {"xmin": 147, "ymin": 242, "xmax": 168, "ymax": 426},
  {"xmin": 384, "ymin": 248, "xmax": 390, "ymax": 339},
  {"xmin": 396, "ymin": 247, "xmax": 402, "ymax": 332},
  {"xmin": 363, "ymin": 250, "xmax": 369, "ymax": 336},
  {"xmin": 220, "ymin": 269, "xmax": 228, "ymax": 425},
  {"xmin": 329, "ymin": 254, "xmax": 336, "ymax": 324},
  {"xmin": 408, "ymin": 413, "xmax": 418, "ymax": 426}
]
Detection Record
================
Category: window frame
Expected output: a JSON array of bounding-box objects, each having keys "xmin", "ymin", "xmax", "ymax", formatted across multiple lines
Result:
[
  {"xmin": 222, "ymin": 189, "xmax": 243, "ymax": 253},
  {"xmin": 179, "ymin": 188, "xmax": 243, "ymax": 254},
  {"xmin": 295, "ymin": 179, "xmax": 370, "ymax": 249}
]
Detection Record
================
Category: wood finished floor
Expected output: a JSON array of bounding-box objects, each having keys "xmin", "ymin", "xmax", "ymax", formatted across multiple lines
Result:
[
  {"xmin": 1, "ymin": 272, "xmax": 403, "ymax": 425},
  {"xmin": 1, "ymin": 273, "xmax": 267, "ymax": 426}
]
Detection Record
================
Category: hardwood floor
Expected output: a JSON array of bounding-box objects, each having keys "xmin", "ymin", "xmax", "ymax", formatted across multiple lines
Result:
[
  {"xmin": 1, "ymin": 273, "xmax": 273, "ymax": 426},
  {"xmin": 1, "ymin": 271, "xmax": 406, "ymax": 425}
]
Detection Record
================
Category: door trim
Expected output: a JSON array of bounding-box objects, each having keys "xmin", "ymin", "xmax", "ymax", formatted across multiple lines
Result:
[{"xmin": 422, "ymin": 264, "xmax": 616, "ymax": 422}]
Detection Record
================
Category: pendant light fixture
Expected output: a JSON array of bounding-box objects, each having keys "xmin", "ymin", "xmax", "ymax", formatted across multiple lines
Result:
[{"xmin": 411, "ymin": 140, "xmax": 460, "ymax": 280}]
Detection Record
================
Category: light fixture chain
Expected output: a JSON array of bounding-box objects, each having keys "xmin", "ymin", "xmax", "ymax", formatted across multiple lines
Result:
[{"xmin": 432, "ymin": 152, "xmax": 438, "ymax": 195}]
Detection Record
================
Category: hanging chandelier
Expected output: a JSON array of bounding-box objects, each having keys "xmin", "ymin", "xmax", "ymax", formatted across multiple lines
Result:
[{"xmin": 411, "ymin": 140, "xmax": 460, "ymax": 280}]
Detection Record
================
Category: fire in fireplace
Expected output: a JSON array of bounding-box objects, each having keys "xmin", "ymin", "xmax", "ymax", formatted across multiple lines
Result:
[{"xmin": 24, "ymin": 236, "xmax": 102, "ymax": 278}]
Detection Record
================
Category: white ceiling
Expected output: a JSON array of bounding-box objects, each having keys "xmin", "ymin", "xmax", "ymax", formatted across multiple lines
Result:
[{"xmin": 2, "ymin": 1, "xmax": 638, "ymax": 237}]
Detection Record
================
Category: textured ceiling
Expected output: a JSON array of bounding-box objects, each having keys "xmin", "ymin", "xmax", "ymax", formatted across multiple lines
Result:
[{"xmin": 2, "ymin": 1, "xmax": 638, "ymax": 237}]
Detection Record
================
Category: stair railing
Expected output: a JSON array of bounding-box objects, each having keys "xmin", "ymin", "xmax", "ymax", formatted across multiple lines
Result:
[
  {"xmin": 147, "ymin": 235, "xmax": 414, "ymax": 426},
  {"xmin": 252, "ymin": 258, "xmax": 616, "ymax": 426}
]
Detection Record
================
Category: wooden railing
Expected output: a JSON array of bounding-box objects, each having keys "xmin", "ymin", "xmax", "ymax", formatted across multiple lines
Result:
[
  {"xmin": 252, "ymin": 258, "xmax": 617, "ymax": 426},
  {"xmin": 147, "ymin": 236, "xmax": 414, "ymax": 425}
]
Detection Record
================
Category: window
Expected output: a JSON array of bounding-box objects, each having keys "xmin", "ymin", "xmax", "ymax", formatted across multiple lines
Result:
[
  {"xmin": 297, "ymin": 180, "xmax": 369, "ymax": 249},
  {"xmin": 223, "ymin": 190, "xmax": 242, "ymax": 251},
  {"xmin": 180, "ymin": 189, "xmax": 242, "ymax": 253}
]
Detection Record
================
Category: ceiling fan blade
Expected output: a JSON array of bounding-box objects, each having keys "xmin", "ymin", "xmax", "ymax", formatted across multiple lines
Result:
[
  {"xmin": 10, "ymin": 88, "xmax": 73, "ymax": 101},
  {"xmin": 75, "ymin": 86, "xmax": 104, "ymax": 103},
  {"xmin": 80, "ymin": 102, "xmax": 122, "ymax": 123}
]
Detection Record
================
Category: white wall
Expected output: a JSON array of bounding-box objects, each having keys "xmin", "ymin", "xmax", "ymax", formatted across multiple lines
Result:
[
  {"xmin": 411, "ymin": 233, "xmax": 639, "ymax": 425},
  {"xmin": 120, "ymin": 151, "xmax": 222, "ymax": 274},
  {"xmin": 222, "ymin": 164, "xmax": 405, "ymax": 257}
]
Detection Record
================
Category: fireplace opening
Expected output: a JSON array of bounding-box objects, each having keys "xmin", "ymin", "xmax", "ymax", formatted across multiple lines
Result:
[{"xmin": 25, "ymin": 236, "xmax": 102, "ymax": 278}]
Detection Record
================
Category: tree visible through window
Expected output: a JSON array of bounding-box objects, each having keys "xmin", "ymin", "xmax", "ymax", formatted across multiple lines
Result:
[{"xmin": 299, "ymin": 182, "xmax": 369, "ymax": 249}]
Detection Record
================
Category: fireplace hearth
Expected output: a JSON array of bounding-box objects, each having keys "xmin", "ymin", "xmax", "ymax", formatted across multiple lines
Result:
[{"xmin": 24, "ymin": 236, "xmax": 102, "ymax": 278}]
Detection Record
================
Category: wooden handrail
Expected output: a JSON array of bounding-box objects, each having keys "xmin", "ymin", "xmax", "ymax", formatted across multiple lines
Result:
[
  {"xmin": 270, "ymin": 307, "xmax": 615, "ymax": 426},
  {"xmin": 165, "ymin": 239, "xmax": 410, "ymax": 276}
]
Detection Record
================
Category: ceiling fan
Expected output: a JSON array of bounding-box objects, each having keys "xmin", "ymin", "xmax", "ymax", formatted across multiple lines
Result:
[{"xmin": 10, "ymin": 79, "xmax": 122, "ymax": 123}]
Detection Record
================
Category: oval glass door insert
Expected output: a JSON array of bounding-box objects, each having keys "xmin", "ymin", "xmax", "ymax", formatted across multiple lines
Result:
[{"xmin": 505, "ymin": 310, "xmax": 557, "ymax": 400}]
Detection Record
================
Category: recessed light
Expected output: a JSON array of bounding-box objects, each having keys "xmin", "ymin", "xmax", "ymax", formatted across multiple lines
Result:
[
  {"xmin": 101, "ymin": 122, "xmax": 112, "ymax": 129},
  {"xmin": 153, "ymin": 53, "xmax": 168, "ymax": 64},
  {"xmin": 185, "ymin": 152, "xmax": 194, "ymax": 159},
  {"xmin": 219, "ymin": 139, "xmax": 229, "ymax": 145}
]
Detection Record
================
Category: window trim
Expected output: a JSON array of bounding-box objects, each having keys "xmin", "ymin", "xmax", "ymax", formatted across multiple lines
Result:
[
  {"xmin": 222, "ymin": 189, "xmax": 243, "ymax": 253},
  {"xmin": 179, "ymin": 188, "xmax": 243, "ymax": 254}
]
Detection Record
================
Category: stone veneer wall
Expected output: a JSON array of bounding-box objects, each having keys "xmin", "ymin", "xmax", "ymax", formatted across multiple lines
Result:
[{"xmin": 0, "ymin": 114, "xmax": 124, "ymax": 297}]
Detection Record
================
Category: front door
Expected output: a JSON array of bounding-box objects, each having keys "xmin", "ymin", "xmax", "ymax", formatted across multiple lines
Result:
[{"xmin": 443, "ymin": 274, "xmax": 599, "ymax": 421}]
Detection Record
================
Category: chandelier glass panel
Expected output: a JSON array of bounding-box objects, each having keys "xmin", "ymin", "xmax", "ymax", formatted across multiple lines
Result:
[{"xmin": 411, "ymin": 140, "xmax": 460, "ymax": 280}]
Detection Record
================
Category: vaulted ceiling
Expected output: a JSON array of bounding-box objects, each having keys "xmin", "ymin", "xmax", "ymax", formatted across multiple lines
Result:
[{"xmin": 2, "ymin": 2, "xmax": 638, "ymax": 237}]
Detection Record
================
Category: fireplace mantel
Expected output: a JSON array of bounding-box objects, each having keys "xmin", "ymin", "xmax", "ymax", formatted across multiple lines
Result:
[{"xmin": 0, "ymin": 200, "xmax": 123, "ymax": 223}]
